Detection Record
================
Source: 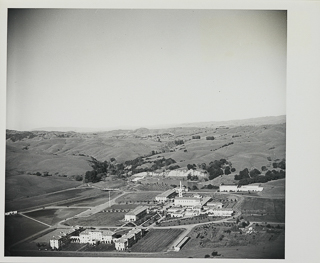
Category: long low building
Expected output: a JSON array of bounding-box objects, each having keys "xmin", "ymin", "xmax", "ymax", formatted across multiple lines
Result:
[
  {"xmin": 219, "ymin": 184, "xmax": 263, "ymax": 192},
  {"xmin": 174, "ymin": 236, "xmax": 190, "ymax": 251},
  {"xmin": 238, "ymin": 185, "xmax": 263, "ymax": 192},
  {"xmin": 155, "ymin": 189, "xmax": 176, "ymax": 203},
  {"xmin": 219, "ymin": 184, "xmax": 239, "ymax": 192},
  {"xmin": 207, "ymin": 208, "xmax": 234, "ymax": 217},
  {"xmin": 124, "ymin": 206, "xmax": 148, "ymax": 222},
  {"xmin": 174, "ymin": 197, "xmax": 202, "ymax": 207}
]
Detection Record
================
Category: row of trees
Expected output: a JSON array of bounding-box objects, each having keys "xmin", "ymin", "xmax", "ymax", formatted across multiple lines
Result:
[{"xmin": 238, "ymin": 169, "xmax": 285, "ymax": 185}]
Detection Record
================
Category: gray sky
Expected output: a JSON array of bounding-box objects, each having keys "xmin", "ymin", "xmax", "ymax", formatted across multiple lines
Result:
[{"xmin": 7, "ymin": 9, "xmax": 287, "ymax": 131}]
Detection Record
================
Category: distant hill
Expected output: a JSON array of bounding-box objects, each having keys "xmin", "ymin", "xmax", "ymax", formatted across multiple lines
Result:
[
  {"xmin": 6, "ymin": 115, "xmax": 286, "ymax": 201},
  {"xmin": 179, "ymin": 115, "xmax": 286, "ymax": 128}
]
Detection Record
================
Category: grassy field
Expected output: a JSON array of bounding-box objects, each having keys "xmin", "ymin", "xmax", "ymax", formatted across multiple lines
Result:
[
  {"xmin": 62, "ymin": 190, "xmax": 120, "ymax": 207},
  {"xmin": 5, "ymin": 173, "xmax": 82, "ymax": 201},
  {"xmin": 25, "ymin": 208, "xmax": 87, "ymax": 225},
  {"xmin": 130, "ymin": 229, "xmax": 184, "ymax": 252},
  {"xmin": 240, "ymin": 196, "xmax": 285, "ymax": 222},
  {"xmin": 64, "ymin": 211, "xmax": 126, "ymax": 227},
  {"xmin": 256, "ymin": 179, "xmax": 285, "ymax": 198},
  {"xmin": 6, "ymin": 188, "xmax": 103, "ymax": 211},
  {"xmin": 116, "ymin": 192, "xmax": 161, "ymax": 203},
  {"xmin": 5, "ymin": 214, "xmax": 49, "ymax": 249}
]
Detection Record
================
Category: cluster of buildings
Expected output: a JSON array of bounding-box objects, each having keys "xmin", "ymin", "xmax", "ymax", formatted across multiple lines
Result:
[
  {"xmin": 156, "ymin": 182, "xmax": 234, "ymax": 218},
  {"xmin": 50, "ymin": 227, "xmax": 146, "ymax": 251},
  {"xmin": 219, "ymin": 184, "xmax": 263, "ymax": 192}
]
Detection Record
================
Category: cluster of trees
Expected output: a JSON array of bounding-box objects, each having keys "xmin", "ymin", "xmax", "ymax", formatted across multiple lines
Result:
[
  {"xmin": 205, "ymin": 159, "xmax": 235, "ymax": 180},
  {"xmin": 174, "ymin": 139, "xmax": 184, "ymax": 145},
  {"xmin": 187, "ymin": 164, "xmax": 197, "ymax": 170},
  {"xmin": 272, "ymin": 159, "xmax": 286, "ymax": 169},
  {"xmin": 201, "ymin": 184, "xmax": 219, "ymax": 189},
  {"xmin": 238, "ymin": 169, "xmax": 285, "ymax": 185},
  {"xmin": 187, "ymin": 174, "xmax": 199, "ymax": 181}
]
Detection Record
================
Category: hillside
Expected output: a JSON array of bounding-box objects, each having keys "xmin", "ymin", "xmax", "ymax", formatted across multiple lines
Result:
[{"xmin": 6, "ymin": 116, "xmax": 286, "ymax": 201}]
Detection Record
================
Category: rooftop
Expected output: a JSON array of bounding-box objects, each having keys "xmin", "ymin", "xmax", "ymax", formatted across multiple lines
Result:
[
  {"xmin": 156, "ymin": 189, "xmax": 176, "ymax": 198},
  {"xmin": 125, "ymin": 206, "xmax": 148, "ymax": 216}
]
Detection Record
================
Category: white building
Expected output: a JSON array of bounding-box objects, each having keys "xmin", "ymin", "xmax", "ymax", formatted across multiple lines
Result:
[
  {"xmin": 219, "ymin": 184, "xmax": 239, "ymax": 192},
  {"xmin": 124, "ymin": 206, "xmax": 148, "ymax": 222},
  {"xmin": 174, "ymin": 236, "xmax": 190, "ymax": 251},
  {"xmin": 206, "ymin": 202, "xmax": 223, "ymax": 209},
  {"xmin": 207, "ymin": 208, "xmax": 234, "ymax": 217},
  {"xmin": 49, "ymin": 237, "xmax": 62, "ymax": 250},
  {"xmin": 174, "ymin": 197, "xmax": 202, "ymax": 207},
  {"xmin": 114, "ymin": 228, "xmax": 144, "ymax": 251},
  {"xmin": 73, "ymin": 230, "xmax": 115, "ymax": 244},
  {"xmin": 169, "ymin": 209, "xmax": 185, "ymax": 218},
  {"xmin": 238, "ymin": 185, "xmax": 263, "ymax": 192}
]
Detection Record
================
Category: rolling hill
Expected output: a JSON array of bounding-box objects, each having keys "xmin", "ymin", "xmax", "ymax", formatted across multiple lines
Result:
[{"xmin": 5, "ymin": 116, "xmax": 286, "ymax": 201}]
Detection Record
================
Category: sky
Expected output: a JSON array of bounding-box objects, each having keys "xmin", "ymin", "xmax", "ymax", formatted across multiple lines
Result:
[{"xmin": 6, "ymin": 9, "xmax": 287, "ymax": 131}]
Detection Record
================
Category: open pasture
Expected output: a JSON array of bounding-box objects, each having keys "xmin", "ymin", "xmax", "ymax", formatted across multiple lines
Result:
[
  {"xmin": 115, "ymin": 192, "xmax": 160, "ymax": 203},
  {"xmin": 130, "ymin": 229, "xmax": 184, "ymax": 252},
  {"xmin": 256, "ymin": 179, "xmax": 285, "ymax": 198},
  {"xmin": 5, "ymin": 214, "xmax": 49, "ymax": 248},
  {"xmin": 5, "ymin": 173, "xmax": 82, "ymax": 201},
  {"xmin": 25, "ymin": 208, "xmax": 87, "ymax": 225},
  {"xmin": 6, "ymin": 188, "xmax": 103, "ymax": 211},
  {"xmin": 62, "ymin": 190, "xmax": 120, "ymax": 207},
  {"xmin": 240, "ymin": 197, "xmax": 285, "ymax": 222}
]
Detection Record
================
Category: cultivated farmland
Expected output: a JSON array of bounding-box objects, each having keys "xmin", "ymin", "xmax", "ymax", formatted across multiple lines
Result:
[{"xmin": 130, "ymin": 229, "xmax": 184, "ymax": 252}]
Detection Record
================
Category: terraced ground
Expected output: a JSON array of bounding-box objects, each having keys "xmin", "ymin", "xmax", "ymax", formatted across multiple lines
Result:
[{"xmin": 130, "ymin": 229, "xmax": 184, "ymax": 252}]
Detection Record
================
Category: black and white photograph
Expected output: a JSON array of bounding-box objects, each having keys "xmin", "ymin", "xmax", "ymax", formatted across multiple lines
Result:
[{"xmin": 1, "ymin": 1, "xmax": 320, "ymax": 262}]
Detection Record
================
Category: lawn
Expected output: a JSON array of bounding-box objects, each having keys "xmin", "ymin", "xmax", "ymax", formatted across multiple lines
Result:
[
  {"xmin": 5, "ymin": 214, "xmax": 49, "ymax": 249},
  {"xmin": 24, "ymin": 208, "xmax": 87, "ymax": 225},
  {"xmin": 130, "ymin": 229, "xmax": 184, "ymax": 252},
  {"xmin": 239, "ymin": 197, "xmax": 285, "ymax": 222}
]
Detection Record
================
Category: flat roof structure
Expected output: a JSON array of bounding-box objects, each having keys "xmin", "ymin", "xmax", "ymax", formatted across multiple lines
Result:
[
  {"xmin": 125, "ymin": 206, "xmax": 148, "ymax": 216},
  {"xmin": 156, "ymin": 189, "xmax": 176, "ymax": 198}
]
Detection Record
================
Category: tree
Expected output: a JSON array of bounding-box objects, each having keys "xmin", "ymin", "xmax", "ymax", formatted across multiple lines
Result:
[
  {"xmin": 249, "ymin": 168, "xmax": 261, "ymax": 177},
  {"xmin": 231, "ymin": 168, "xmax": 236, "ymax": 172},
  {"xmin": 75, "ymin": 175, "xmax": 83, "ymax": 181},
  {"xmin": 224, "ymin": 166, "xmax": 231, "ymax": 175},
  {"xmin": 204, "ymin": 255, "xmax": 211, "ymax": 258},
  {"xmin": 192, "ymin": 185, "xmax": 198, "ymax": 190},
  {"xmin": 261, "ymin": 166, "xmax": 267, "ymax": 171},
  {"xmin": 187, "ymin": 164, "xmax": 193, "ymax": 170}
]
